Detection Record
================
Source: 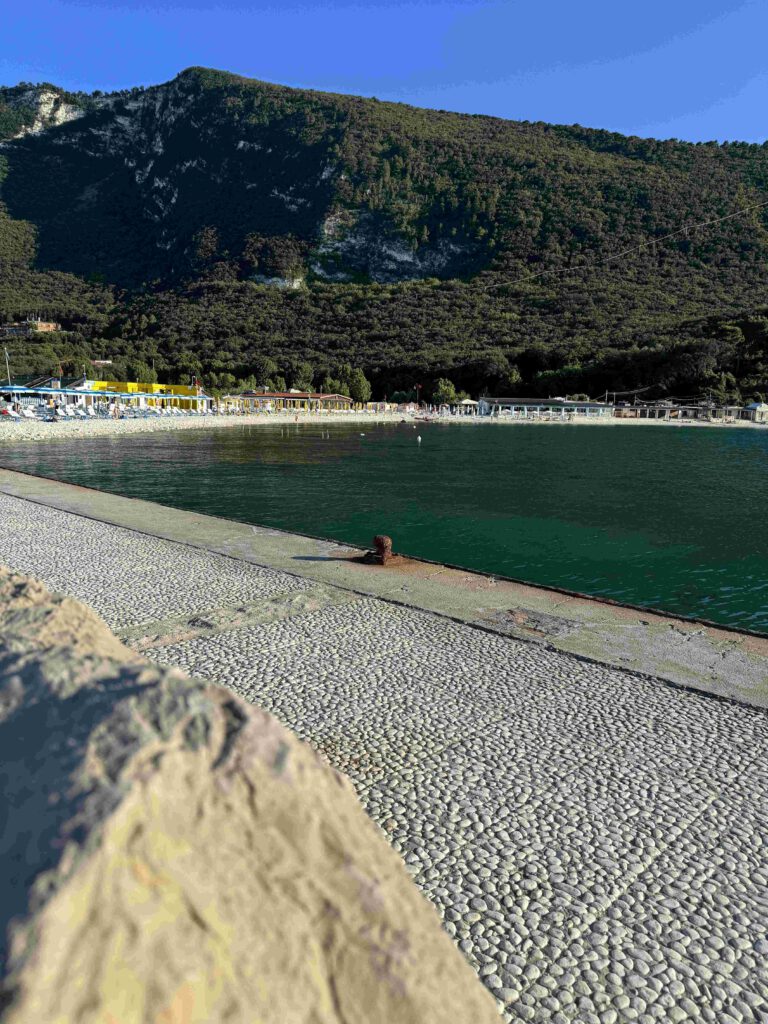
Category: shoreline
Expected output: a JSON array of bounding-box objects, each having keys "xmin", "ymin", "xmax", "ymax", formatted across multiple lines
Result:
[
  {"xmin": 0, "ymin": 411, "xmax": 407, "ymax": 444},
  {"xmin": 1, "ymin": 409, "xmax": 765, "ymax": 444}
]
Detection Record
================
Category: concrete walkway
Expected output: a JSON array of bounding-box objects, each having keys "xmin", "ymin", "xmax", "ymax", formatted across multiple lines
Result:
[
  {"xmin": 0, "ymin": 476, "xmax": 767, "ymax": 1023},
  {"xmin": 1, "ymin": 468, "xmax": 766, "ymax": 708}
]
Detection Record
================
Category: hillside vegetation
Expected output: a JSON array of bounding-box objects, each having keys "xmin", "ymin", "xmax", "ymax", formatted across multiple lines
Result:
[{"xmin": 1, "ymin": 67, "xmax": 767, "ymax": 400}]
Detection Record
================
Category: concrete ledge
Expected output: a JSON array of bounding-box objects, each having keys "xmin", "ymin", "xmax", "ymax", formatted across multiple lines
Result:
[{"xmin": 1, "ymin": 467, "xmax": 766, "ymax": 708}]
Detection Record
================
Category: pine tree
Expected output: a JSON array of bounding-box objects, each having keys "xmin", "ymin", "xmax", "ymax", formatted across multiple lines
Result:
[{"xmin": 348, "ymin": 367, "xmax": 372, "ymax": 403}]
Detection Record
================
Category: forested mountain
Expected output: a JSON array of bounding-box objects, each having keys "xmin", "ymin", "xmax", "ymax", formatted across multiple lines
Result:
[{"xmin": 1, "ymin": 67, "xmax": 767, "ymax": 400}]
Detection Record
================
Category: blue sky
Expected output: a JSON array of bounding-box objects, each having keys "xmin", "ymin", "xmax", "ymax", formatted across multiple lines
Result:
[{"xmin": 2, "ymin": 0, "xmax": 767, "ymax": 141}]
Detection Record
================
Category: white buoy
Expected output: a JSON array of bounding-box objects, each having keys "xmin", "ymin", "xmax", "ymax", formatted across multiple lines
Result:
[
  {"xmin": 360, "ymin": 432, "xmax": 365, "ymax": 436},
  {"xmin": 417, "ymin": 435, "xmax": 422, "ymax": 443}
]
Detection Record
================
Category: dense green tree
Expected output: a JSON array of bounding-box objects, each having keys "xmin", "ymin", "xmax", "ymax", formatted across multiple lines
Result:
[
  {"xmin": 130, "ymin": 360, "xmax": 157, "ymax": 384},
  {"xmin": 348, "ymin": 367, "xmax": 372, "ymax": 403},
  {"xmin": 432, "ymin": 378, "xmax": 458, "ymax": 404},
  {"xmin": 241, "ymin": 234, "xmax": 307, "ymax": 279},
  {"xmin": 390, "ymin": 389, "xmax": 416, "ymax": 403},
  {"xmin": 321, "ymin": 375, "xmax": 349, "ymax": 396},
  {"xmin": 289, "ymin": 360, "xmax": 315, "ymax": 391},
  {"xmin": 250, "ymin": 355, "xmax": 279, "ymax": 385},
  {"xmin": 504, "ymin": 367, "xmax": 522, "ymax": 393},
  {"xmin": 191, "ymin": 227, "xmax": 220, "ymax": 271},
  {"xmin": 208, "ymin": 371, "xmax": 237, "ymax": 394}
]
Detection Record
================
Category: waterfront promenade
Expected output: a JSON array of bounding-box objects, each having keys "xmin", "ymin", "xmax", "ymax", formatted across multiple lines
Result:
[{"xmin": 0, "ymin": 475, "xmax": 766, "ymax": 1023}]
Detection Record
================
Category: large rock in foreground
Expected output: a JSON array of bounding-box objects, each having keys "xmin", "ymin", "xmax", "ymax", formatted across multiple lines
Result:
[{"xmin": 0, "ymin": 568, "xmax": 500, "ymax": 1023}]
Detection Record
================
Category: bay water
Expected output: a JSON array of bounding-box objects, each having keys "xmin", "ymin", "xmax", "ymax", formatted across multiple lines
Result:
[{"xmin": 1, "ymin": 420, "xmax": 766, "ymax": 632}]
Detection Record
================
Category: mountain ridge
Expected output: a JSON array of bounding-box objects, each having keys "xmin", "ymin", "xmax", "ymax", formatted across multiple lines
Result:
[{"xmin": 1, "ymin": 67, "xmax": 767, "ymax": 400}]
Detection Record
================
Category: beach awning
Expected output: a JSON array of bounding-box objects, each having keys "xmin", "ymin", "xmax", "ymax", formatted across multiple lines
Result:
[
  {"xmin": 0, "ymin": 385, "xmax": 212, "ymax": 401},
  {"xmin": 0, "ymin": 385, "xmax": 113, "ymax": 397}
]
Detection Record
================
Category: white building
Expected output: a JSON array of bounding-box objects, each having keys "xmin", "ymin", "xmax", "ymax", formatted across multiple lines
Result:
[
  {"xmin": 742, "ymin": 402, "xmax": 768, "ymax": 423},
  {"xmin": 477, "ymin": 397, "xmax": 614, "ymax": 419}
]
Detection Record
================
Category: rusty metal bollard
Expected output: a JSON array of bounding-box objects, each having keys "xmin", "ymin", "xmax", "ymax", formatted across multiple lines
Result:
[
  {"xmin": 364, "ymin": 534, "xmax": 394, "ymax": 565},
  {"xmin": 373, "ymin": 535, "xmax": 393, "ymax": 563}
]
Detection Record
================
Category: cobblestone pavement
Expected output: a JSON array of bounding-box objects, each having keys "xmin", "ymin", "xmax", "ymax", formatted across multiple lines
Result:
[{"xmin": 1, "ymin": 491, "xmax": 767, "ymax": 1023}]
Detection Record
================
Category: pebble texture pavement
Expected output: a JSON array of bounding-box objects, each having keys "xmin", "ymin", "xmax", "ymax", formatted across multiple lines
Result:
[{"xmin": 0, "ymin": 491, "xmax": 766, "ymax": 1023}]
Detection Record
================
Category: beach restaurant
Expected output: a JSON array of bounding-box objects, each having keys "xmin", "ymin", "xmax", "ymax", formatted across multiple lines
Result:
[
  {"xmin": 221, "ymin": 390, "xmax": 353, "ymax": 413},
  {"xmin": 0, "ymin": 376, "xmax": 213, "ymax": 414},
  {"xmin": 477, "ymin": 397, "xmax": 614, "ymax": 419},
  {"xmin": 87, "ymin": 379, "xmax": 213, "ymax": 412}
]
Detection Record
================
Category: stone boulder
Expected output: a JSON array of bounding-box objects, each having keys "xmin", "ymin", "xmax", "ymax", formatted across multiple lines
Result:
[{"xmin": 0, "ymin": 568, "xmax": 500, "ymax": 1024}]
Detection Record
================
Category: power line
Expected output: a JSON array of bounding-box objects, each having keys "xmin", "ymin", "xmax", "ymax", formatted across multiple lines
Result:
[{"xmin": 605, "ymin": 384, "xmax": 654, "ymax": 397}]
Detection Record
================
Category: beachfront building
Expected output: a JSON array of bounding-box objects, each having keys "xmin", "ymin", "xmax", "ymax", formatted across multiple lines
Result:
[
  {"xmin": 454, "ymin": 398, "xmax": 479, "ymax": 415},
  {"xmin": 435, "ymin": 398, "xmax": 480, "ymax": 416},
  {"xmin": 87, "ymin": 380, "xmax": 212, "ymax": 412},
  {"xmin": 365, "ymin": 401, "xmax": 398, "ymax": 413},
  {"xmin": 633, "ymin": 401, "xmax": 745, "ymax": 421},
  {"xmin": 221, "ymin": 391, "xmax": 353, "ymax": 414},
  {"xmin": 742, "ymin": 401, "xmax": 768, "ymax": 423},
  {"xmin": 708, "ymin": 404, "xmax": 744, "ymax": 423},
  {"xmin": 0, "ymin": 377, "xmax": 213, "ymax": 415},
  {"xmin": 477, "ymin": 397, "xmax": 614, "ymax": 419}
]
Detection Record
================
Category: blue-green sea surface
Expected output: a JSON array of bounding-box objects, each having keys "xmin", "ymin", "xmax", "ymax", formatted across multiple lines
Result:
[{"xmin": 1, "ymin": 421, "xmax": 766, "ymax": 632}]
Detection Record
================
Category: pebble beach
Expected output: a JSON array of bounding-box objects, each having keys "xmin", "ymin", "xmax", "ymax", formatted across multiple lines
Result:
[
  {"xmin": 0, "ymin": 410, "xmax": 407, "ymax": 444},
  {"xmin": 3, "ymin": 409, "xmax": 766, "ymax": 445}
]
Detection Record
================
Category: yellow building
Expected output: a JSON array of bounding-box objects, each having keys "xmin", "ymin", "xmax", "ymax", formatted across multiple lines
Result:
[{"xmin": 87, "ymin": 380, "xmax": 211, "ymax": 411}]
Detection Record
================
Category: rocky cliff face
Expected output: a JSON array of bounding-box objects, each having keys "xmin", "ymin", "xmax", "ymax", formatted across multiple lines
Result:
[
  {"xmin": 0, "ymin": 566, "xmax": 501, "ymax": 1024},
  {"xmin": 0, "ymin": 86, "xmax": 86, "ymax": 140},
  {"xmin": 0, "ymin": 69, "xmax": 491, "ymax": 286},
  {"xmin": 313, "ymin": 209, "xmax": 475, "ymax": 283}
]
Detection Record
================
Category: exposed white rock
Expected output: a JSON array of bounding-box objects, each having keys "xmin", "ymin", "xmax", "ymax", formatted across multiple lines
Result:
[
  {"xmin": 270, "ymin": 187, "xmax": 309, "ymax": 212},
  {"xmin": 178, "ymin": 158, "xmax": 206, "ymax": 173},
  {"xmin": 5, "ymin": 88, "xmax": 84, "ymax": 139},
  {"xmin": 314, "ymin": 209, "xmax": 472, "ymax": 283},
  {"xmin": 134, "ymin": 161, "xmax": 154, "ymax": 185},
  {"xmin": 250, "ymin": 273, "xmax": 305, "ymax": 290}
]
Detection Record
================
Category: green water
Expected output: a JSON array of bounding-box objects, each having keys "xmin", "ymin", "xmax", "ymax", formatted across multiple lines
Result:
[{"xmin": 1, "ymin": 421, "xmax": 767, "ymax": 632}]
